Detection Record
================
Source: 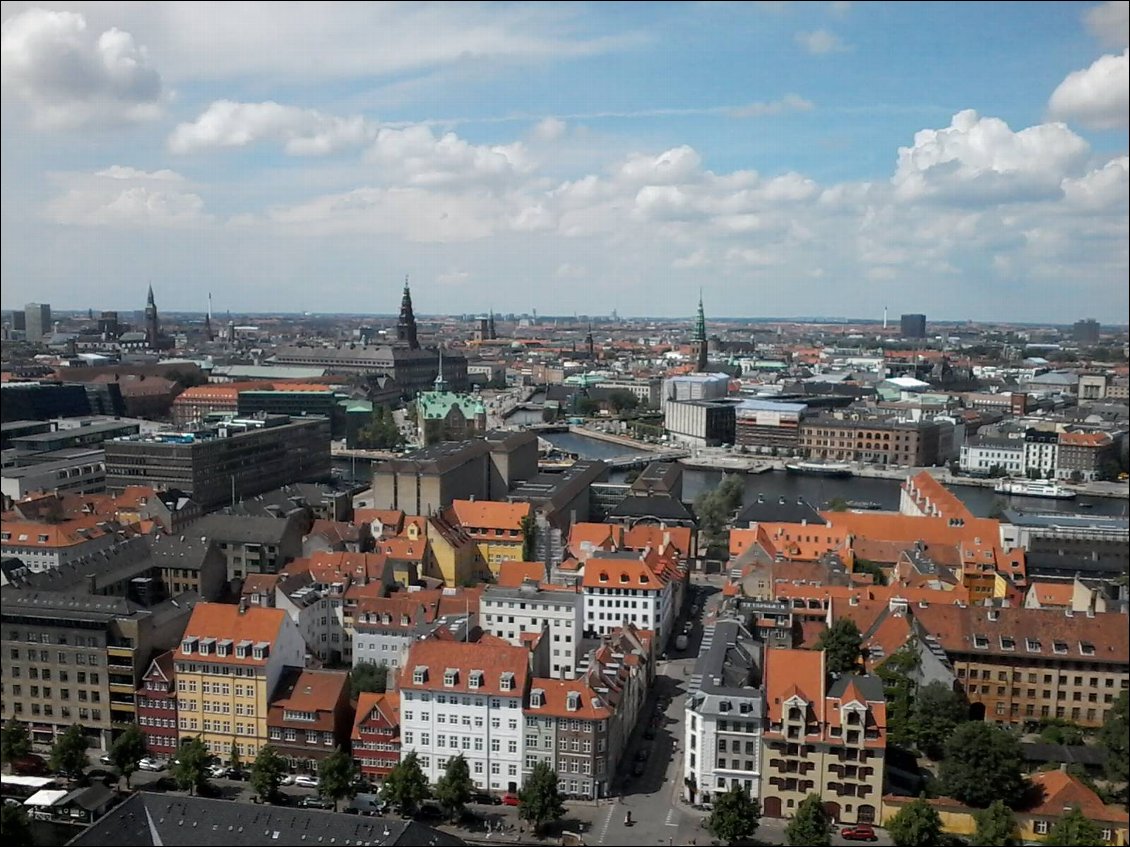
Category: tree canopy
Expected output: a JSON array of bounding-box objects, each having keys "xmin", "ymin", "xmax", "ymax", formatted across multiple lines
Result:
[
  {"xmin": 173, "ymin": 737, "xmax": 212, "ymax": 795},
  {"xmin": 1, "ymin": 719, "xmax": 31, "ymax": 772},
  {"xmin": 109, "ymin": 724, "xmax": 149, "ymax": 788},
  {"xmin": 49, "ymin": 724, "xmax": 89, "ymax": 778},
  {"xmin": 1043, "ymin": 806, "xmax": 1105, "ymax": 846},
  {"xmin": 910, "ymin": 682, "xmax": 968, "ymax": 760},
  {"xmin": 518, "ymin": 761, "xmax": 565, "ymax": 834},
  {"xmin": 876, "ymin": 642, "xmax": 920, "ymax": 748},
  {"xmin": 939, "ymin": 722, "xmax": 1026, "ymax": 808},
  {"xmin": 1098, "ymin": 689, "xmax": 1128, "ymax": 785},
  {"xmin": 318, "ymin": 747, "xmax": 357, "ymax": 810},
  {"xmin": 887, "ymin": 796, "xmax": 944, "ymax": 847},
  {"xmin": 350, "ymin": 662, "xmax": 389, "ymax": 698},
  {"xmin": 1, "ymin": 804, "xmax": 33, "ymax": 847},
  {"xmin": 694, "ymin": 474, "xmax": 744, "ymax": 556},
  {"xmin": 707, "ymin": 785, "xmax": 761, "ymax": 844},
  {"xmin": 784, "ymin": 793, "xmax": 832, "ymax": 847},
  {"xmin": 972, "ymin": 800, "xmax": 1020, "ymax": 846},
  {"xmin": 250, "ymin": 745, "xmax": 286, "ymax": 803},
  {"xmin": 434, "ymin": 754, "xmax": 474, "ymax": 822},
  {"xmin": 355, "ymin": 406, "xmax": 403, "ymax": 450},
  {"xmin": 816, "ymin": 618, "xmax": 863, "ymax": 675},
  {"xmin": 381, "ymin": 752, "xmax": 429, "ymax": 816}
]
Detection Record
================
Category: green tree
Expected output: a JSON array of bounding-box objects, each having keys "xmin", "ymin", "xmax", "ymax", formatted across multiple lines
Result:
[
  {"xmin": 250, "ymin": 745, "xmax": 286, "ymax": 803},
  {"xmin": 877, "ymin": 642, "xmax": 921, "ymax": 748},
  {"xmin": 606, "ymin": 389, "xmax": 640, "ymax": 415},
  {"xmin": 109, "ymin": 724, "xmax": 149, "ymax": 788},
  {"xmin": 1, "ymin": 719, "xmax": 31, "ymax": 773},
  {"xmin": 816, "ymin": 618, "xmax": 863, "ymax": 675},
  {"xmin": 717, "ymin": 473, "xmax": 744, "ymax": 514},
  {"xmin": 973, "ymin": 800, "xmax": 1020, "ymax": 846},
  {"xmin": 350, "ymin": 662, "xmax": 389, "ymax": 698},
  {"xmin": 381, "ymin": 752, "xmax": 429, "ymax": 816},
  {"xmin": 434, "ymin": 754, "xmax": 474, "ymax": 822},
  {"xmin": 173, "ymin": 737, "xmax": 211, "ymax": 796},
  {"xmin": 518, "ymin": 760, "xmax": 565, "ymax": 834},
  {"xmin": 1043, "ymin": 806, "xmax": 1105, "ymax": 846},
  {"xmin": 1, "ymin": 803, "xmax": 34, "ymax": 847},
  {"xmin": 228, "ymin": 740, "xmax": 242, "ymax": 773},
  {"xmin": 939, "ymin": 722, "xmax": 1025, "ymax": 808},
  {"xmin": 318, "ymin": 747, "xmax": 357, "ymax": 811},
  {"xmin": 49, "ymin": 724, "xmax": 89, "ymax": 778},
  {"xmin": 828, "ymin": 497, "xmax": 850, "ymax": 512},
  {"xmin": 910, "ymin": 682, "xmax": 968, "ymax": 760},
  {"xmin": 356, "ymin": 406, "xmax": 404, "ymax": 450},
  {"xmin": 785, "ymin": 794, "xmax": 832, "ymax": 847},
  {"xmin": 706, "ymin": 785, "xmax": 761, "ymax": 844},
  {"xmin": 887, "ymin": 796, "xmax": 944, "ymax": 847},
  {"xmin": 520, "ymin": 513, "xmax": 537, "ymax": 562},
  {"xmin": 1098, "ymin": 689, "xmax": 1128, "ymax": 785},
  {"xmin": 853, "ymin": 558, "xmax": 887, "ymax": 585}
]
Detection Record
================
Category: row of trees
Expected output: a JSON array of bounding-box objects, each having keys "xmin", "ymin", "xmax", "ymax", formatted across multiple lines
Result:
[{"xmin": 694, "ymin": 473, "xmax": 744, "ymax": 557}]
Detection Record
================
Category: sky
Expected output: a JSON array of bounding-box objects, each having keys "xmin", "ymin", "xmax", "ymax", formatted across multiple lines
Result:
[{"xmin": 1, "ymin": 1, "xmax": 1127, "ymax": 323}]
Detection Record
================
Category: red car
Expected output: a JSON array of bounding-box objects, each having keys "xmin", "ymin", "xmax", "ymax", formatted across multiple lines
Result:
[
  {"xmin": 501, "ymin": 792, "xmax": 520, "ymax": 807},
  {"xmin": 840, "ymin": 824, "xmax": 878, "ymax": 842}
]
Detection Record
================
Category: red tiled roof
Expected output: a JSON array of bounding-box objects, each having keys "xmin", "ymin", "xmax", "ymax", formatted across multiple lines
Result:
[
  {"xmin": 352, "ymin": 691, "xmax": 400, "ymax": 740},
  {"xmin": 400, "ymin": 639, "xmax": 529, "ymax": 697},
  {"xmin": 526, "ymin": 678, "xmax": 612, "ymax": 720},
  {"xmin": 176, "ymin": 603, "xmax": 287, "ymax": 665},
  {"xmin": 450, "ymin": 500, "xmax": 531, "ymax": 532},
  {"xmin": 497, "ymin": 561, "xmax": 547, "ymax": 587},
  {"xmin": 1026, "ymin": 771, "xmax": 1130, "ymax": 824},
  {"xmin": 764, "ymin": 648, "xmax": 824, "ymax": 724}
]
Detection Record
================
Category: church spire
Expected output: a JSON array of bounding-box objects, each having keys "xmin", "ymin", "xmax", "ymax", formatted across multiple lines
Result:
[
  {"xmin": 694, "ymin": 289, "xmax": 708, "ymax": 372},
  {"xmin": 488, "ymin": 309, "xmax": 496, "ymax": 340},
  {"xmin": 434, "ymin": 348, "xmax": 448, "ymax": 392},
  {"xmin": 145, "ymin": 283, "xmax": 160, "ymax": 349},
  {"xmin": 397, "ymin": 275, "xmax": 419, "ymax": 349}
]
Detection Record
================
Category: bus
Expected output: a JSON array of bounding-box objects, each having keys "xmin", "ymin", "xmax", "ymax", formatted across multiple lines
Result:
[{"xmin": 1, "ymin": 775, "xmax": 59, "ymax": 801}]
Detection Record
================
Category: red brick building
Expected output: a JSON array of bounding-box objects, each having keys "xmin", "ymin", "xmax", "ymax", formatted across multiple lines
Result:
[
  {"xmin": 136, "ymin": 651, "xmax": 178, "ymax": 759},
  {"xmin": 351, "ymin": 691, "xmax": 400, "ymax": 781},
  {"xmin": 266, "ymin": 668, "xmax": 353, "ymax": 772}
]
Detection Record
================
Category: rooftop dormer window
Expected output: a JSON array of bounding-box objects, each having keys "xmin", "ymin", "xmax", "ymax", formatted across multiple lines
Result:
[
  {"xmin": 413, "ymin": 666, "xmax": 428, "ymax": 685},
  {"xmin": 566, "ymin": 692, "xmax": 580, "ymax": 712},
  {"xmin": 1053, "ymin": 641, "xmax": 1068, "ymax": 655},
  {"xmin": 181, "ymin": 637, "xmax": 197, "ymax": 654},
  {"xmin": 1000, "ymin": 636, "xmax": 1015, "ymax": 651},
  {"xmin": 1080, "ymin": 642, "xmax": 1095, "ymax": 656},
  {"xmin": 444, "ymin": 668, "xmax": 458, "ymax": 687},
  {"xmin": 619, "ymin": 573, "xmax": 629, "ymax": 584},
  {"xmin": 1026, "ymin": 638, "xmax": 1041, "ymax": 653},
  {"xmin": 530, "ymin": 688, "xmax": 544, "ymax": 708},
  {"xmin": 599, "ymin": 572, "xmax": 608, "ymax": 583},
  {"xmin": 236, "ymin": 641, "xmax": 250, "ymax": 659},
  {"xmin": 973, "ymin": 635, "xmax": 989, "ymax": 650},
  {"xmin": 500, "ymin": 672, "xmax": 514, "ymax": 692},
  {"xmin": 469, "ymin": 670, "xmax": 484, "ymax": 690},
  {"xmin": 401, "ymin": 614, "xmax": 410, "ymax": 626}
]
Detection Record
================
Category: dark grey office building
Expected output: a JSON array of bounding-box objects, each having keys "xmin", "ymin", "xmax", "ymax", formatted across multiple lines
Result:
[
  {"xmin": 104, "ymin": 416, "xmax": 331, "ymax": 510},
  {"xmin": 900, "ymin": 313, "xmax": 927, "ymax": 339},
  {"xmin": 1072, "ymin": 319, "xmax": 1101, "ymax": 344}
]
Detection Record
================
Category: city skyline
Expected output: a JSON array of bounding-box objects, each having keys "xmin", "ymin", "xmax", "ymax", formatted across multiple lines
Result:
[{"xmin": 1, "ymin": 1, "xmax": 1127, "ymax": 322}]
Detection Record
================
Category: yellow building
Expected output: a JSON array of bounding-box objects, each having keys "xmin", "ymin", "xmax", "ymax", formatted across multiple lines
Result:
[
  {"xmin": 174, "ymin": 602, "xmax": 306, "ymax": 760},
  {"xmin": 426, "ymin": 512, "xmax": 487, "ymax": 586},
  {"xmin": 449, "ymin": 499, "xmax": 531, "ymax": 576}
]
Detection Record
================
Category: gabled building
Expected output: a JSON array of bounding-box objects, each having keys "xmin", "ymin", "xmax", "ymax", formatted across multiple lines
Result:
[
  {"xmin": 136, "ymin": 650, "xmax": 178, "ymax": 758},
  {"xmin": 524, "ymin": 677, "xmax": 613, "ymax": 799},
  {"xmin": 352, "ymin": 691, "xmax": 401, "ymax": 781},
  {"xmin": 266, "ymin": 668, "xmax": 353, "ymax": 772},
  {"xmin": 448, "ymin": 499, "xmax": 531, "ymax": 575},
  {"xmin": 581, "ymin": 547, "xmax": 685, "ymax": 647},
  {"xmin": 241, "ymin": 571, "xmax": 337, "ymax": 663}
]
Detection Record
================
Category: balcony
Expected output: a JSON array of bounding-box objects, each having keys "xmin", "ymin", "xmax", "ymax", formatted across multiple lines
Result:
[{"xmin": 107, "ymin": 645, "xmax": 134, "ymax": 659}]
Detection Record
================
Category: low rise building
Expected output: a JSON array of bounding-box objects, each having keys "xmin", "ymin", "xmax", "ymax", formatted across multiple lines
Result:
[
  {"xmin": 482, "ymin": 582, "xmax": 581, "ymax": 679},
  {"xmin": 734, "ymin": 400, "xmax": 807, "ymax": 454},
  {"xmin": 136, "ymin": 650, "xmax": 178, "ymax": 759},
  {"xmin": 449, "ymin": 499, "xmax": 531, "ymax": 575},
  {"xmin": 1057, "ymin": 431, "xmax": 1117, "ymax": 481},
  {"xmin": 960, "ymin": 435, "xmax": 1025, "ymax": 476},
  {"xmin": 267, "ymin": 668, "xmax": 353, "ymax": 773},
  {"xmin": 581, "ymin": 548, "xmax": 684, "ymax": 647},
  {"xmin": 800, "ymin": 415, "xmax": 942, "ymax": 467},
  {"xmin": 352, "ymin": 691, "xmax": 401, "ymax": 781}
]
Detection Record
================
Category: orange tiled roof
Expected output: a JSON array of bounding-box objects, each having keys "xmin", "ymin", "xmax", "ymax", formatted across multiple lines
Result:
[
  {"xmin": 1059, "ymin": 431, "xmax": 1113, "ymax": 447},
  {"xmin": 400, "ymin": 639, "xmax": 529, "ymax": 697},
  {"xmin": 568, "ymin": 522, "xmax": 624, "ymax": 557},
  {"xmin": 764, "ymin": 648, "xmax": 825, "ymax": 724},
  {"xmin": 352, "ymin": 691, "xmax": 399, "ymax": 740},
  {"xmin": 1025, "ymin": 581, "xmax": 1075, "ymax": 607},
  {"xmin": 527, "ymin": 678, "xmax": 613, "ymax": 720},
  {"xmin": 269, "ymin": 668, "xmax": 348, "ymax": 714},
  {"xmin": 497, "ymin": 561, "xmax": 547, "ymax": 587},
  {"xmin": 624, "ymin": 524, "xmax": 693, "ymax": 557},
  {"xmin": 1026, "ymin": 771, "xmax": 1130, "ymax": 824},
  {"xmin": 450, "ymin": 499, "xmax": 531, "ymax": 532},
  {"xmin": 176, "ymin": 603, "xmax": 287, "ymax": 665}
]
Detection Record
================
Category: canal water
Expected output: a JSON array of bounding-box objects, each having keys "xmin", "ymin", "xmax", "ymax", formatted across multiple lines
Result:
[{"xmin": 539, "ymin": 432, "xmax": 1128, "ymax": 519}]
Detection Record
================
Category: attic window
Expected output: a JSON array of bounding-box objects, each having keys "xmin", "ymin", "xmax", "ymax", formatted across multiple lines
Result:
[
  {"xmin": 236, "ymin": 641, "xmax": 251, "ymax": 659},
  {"xmin": 619, "ymin": 573, "xmax": 629, "ymax": 584},
  {"xmin": 566, "ymin": 692, "xmax": 580, "ymax": 712},
  {"xmin": 181, "ymin": 637, "xmax": 197, "ymax": 654},
  {"xmin": 639, "ymin": 574, "xmax": 648, "ymax": 584},
  {"xmin": 217, "ymin": 639, "xmax": 232, "ymax": 658},
  {"xmin": 530, "ymin": 688, "xmax": 544, "ymax": 708},
  {"xmin": 198, "ymin": 638, "xmax": 214, "ymax": 656},
  {"xmin": 401, "ymin": 614, "xmax": 410, "ymax": 626},
  {"xmin": 413, "ymin": 666, "xmax": 428, "ymax": 685},
  {"xmin": 444, "ymin": 668, "xmax": 458, "ymax": 687},
  {"xmin": 1053, "ymin": 641, "xmax": 1068, "ymax": 655},
  {"xmin": 599, "ymin": 572, "xmax": 608, "ymax": 583},
  {"xmin": 382, "ymin": 614, "xmax": 392, "ymax": 625},
  {"xmin": 1026, "ymin": 638, "xmax": 1041, "ymax": 653},
  {"xmin": 469, "ymin": 670, "xmax": 484, "ymax": 690},
  {"xmin": 999, "ymin": 636, "xmax": 1015, "ymax": 651},
  {"xmin": 1080, "ymin": 642, "xmax": 1095, "ymax": 656},
  {"xmin": 500, "ymin": 672, "xmax": 515, "ymax": 692},
  {"xmin": 253, "ymin": 642, "xmax": 269, "ymax": 660},
  {"xmin": 973, "ymin": 635, "xmax": 989, "ymax": 650}
]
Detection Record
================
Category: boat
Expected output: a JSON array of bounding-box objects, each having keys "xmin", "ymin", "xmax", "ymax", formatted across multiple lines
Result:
[
  {"xmin": 784, "ymin": 461, "xmax": 854, "ymax": 478},
  {"xmin": 845, "ymin": 500, "xmax": 883, "ymax": 510},
  {"xmin": 993, "ymin": 480, "xmax": 1077, "ymax": 500}
]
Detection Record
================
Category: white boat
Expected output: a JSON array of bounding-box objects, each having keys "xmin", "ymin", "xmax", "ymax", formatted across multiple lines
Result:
[
  {"xmin": 784, "ymin": 461, "xmax": 853, "ymax": 478},
  {"xmin": 993, "ymin": 480, "xmax": 1077, "ymax": 500}
]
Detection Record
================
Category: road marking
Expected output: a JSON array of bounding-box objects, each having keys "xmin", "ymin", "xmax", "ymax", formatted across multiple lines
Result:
[
  {"xmin": 666, "ymin": 809, "xmax": 679, "ymax": 827},
  {"xmin": 597, "ymin": 805, "xmax": 615, "ymax": 844}
]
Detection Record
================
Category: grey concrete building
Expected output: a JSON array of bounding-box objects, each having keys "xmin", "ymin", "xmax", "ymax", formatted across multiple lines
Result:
[
  {"xmin": 25, "ymin": 302, "xmax": 51, "ymax": 343},
  {"xmin": 482, "ymin": 582, "xmax": 581, "ymax": 679},
  {"xmin": 191, "ymin": 512, "xmax": 305, "ymax": 581}
]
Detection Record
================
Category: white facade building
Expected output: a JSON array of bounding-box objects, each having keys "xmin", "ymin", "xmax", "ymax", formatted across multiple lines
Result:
[
  {"xmin": 581, "ymin": 550, "xmax": 681, "ymax": 648},
  {"xmin": 482, "ymin": 584, "xmax": 581, "ymax": 679},
  {"xmin": 959, "ymin": 437, "xmax": 1025, "ymax": 476},
  {"xmin": 399, "ymin": 639, "xmax": 529, "ymax": 793}
]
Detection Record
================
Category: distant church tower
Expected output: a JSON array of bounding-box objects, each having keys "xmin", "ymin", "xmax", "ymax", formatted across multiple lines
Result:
[
  {"xmin": 145, "ymin": 284, "xmax": 160, "ymax": 349},
  {"xmin": 488, "ymin": 310, "xmax": 497, "ymax": 340},
  {"xmin": 585, "ymin": 323, "xmax": 595, "ymax": 361},
  {"xmin": 434, "ymin": 350, "xmax": 448, "ymax": 392},
  {"xmin": 694, "ymin": 291, "xmax": 708, "ymax": 372},
  {"xmin": 397, "ymin": 276, "xmax": 420, "ymax": 349}
]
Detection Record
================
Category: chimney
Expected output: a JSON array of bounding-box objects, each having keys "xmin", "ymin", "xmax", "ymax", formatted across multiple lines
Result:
[{"xmin": 238, "ymin": 596, "xmax": 249, "ymax": 614}]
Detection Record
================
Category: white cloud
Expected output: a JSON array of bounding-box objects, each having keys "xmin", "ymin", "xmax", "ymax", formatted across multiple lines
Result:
[
  {"xmin": 617, "ymin": 146, "xmax": 703, "ymax": 185},
  {"xmin": 95, "ymin": 165, "xmax": 183, "ymax": 181},
  {"xmin": 892, "ymin": 110, "xmax": 1090, "ymax": 204},
  {"xmin": 1085, "ymin": 1, "xmax": 1129, "ymax": 49},
  {"xmin": 47, "ymin": 166, "xmax": 207, "ymax": 227},
  {"xmin": 1062, "ymin": 155, "xmax": 1129, "ymax": 210},
  {"xmin": 365, "ymin": 125, "xmax": 533, "ymax": 189},
  {"xmin": 1047, "ymin": 49, "xmax": 1129, "ymax": 130},
  {"xmin": 169, "ymin": 100, "xmax": 377, "ymax": 155},
  {"xmin": 532, "ymin": 117, "xmax": 567, "ymax": 142},
  {"xmin": 795, "ymin": 29, "xmax": 849, "ymax": 54},
  {"xmin": 0, "ymin": 7, "xmax": 164, "ymax": 129},
  {"xmin": 728, "ymin": 94, "xmax": 814, "ymax": 118}
]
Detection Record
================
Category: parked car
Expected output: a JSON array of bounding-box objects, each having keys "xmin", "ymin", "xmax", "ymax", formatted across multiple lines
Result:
[
  {"xmin": 471, "ymin": 791, "xmax": 502, "ymax": 806},
  {"xmin": 501, "ymin": 792, "xmax": 520, "ymax": 807},
  {"xmin": 99, "ymin": 753, "xmax": 114, "ymax": 766},
  {"xmin": 280, "ymin": 774, "xmax": 297, "ymax": 786},
  {"xmin": 294, "ymin": 774, "xmax": 319, "ymax": 788},
  {"xmin": 148, "ymin": 776, "xmax": 180, "ymax": 793},
  {"xmin": 299, "ymin": 796, "xmax": 334, "ymax": 810},
  {"xmin": 208, "ymin": 764, "xmax": 228, "ymax": 779},
  {"xmin": 12, "ymin": 755, "xmax": 49, "ymax": 776},
  {"xmin": 224, "ymin": 768, "xmax": 247, "ymax": 781},
  {"xmin": 416, "ymin": 802, "xmax": 444, "ymax": 820},
  {"xmin": 840, "ymin": 824, "xmax": 878, "ymax": 842},
  {"xmin": 138, "ymin": 757, "xmax": 165, "ymax": 772}
]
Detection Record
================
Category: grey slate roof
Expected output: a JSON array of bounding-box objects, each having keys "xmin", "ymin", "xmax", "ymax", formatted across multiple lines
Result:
[
  {"xmin": 195, "ymin": 513, "xmax": 297, "ymax": 544},
  {"xmin": 736, "ymin": 494, "xmax": 827, "ymax": 527},
  {"xmin": 67, "ymin": 793, "xmax": 468, "ymax": 847}
]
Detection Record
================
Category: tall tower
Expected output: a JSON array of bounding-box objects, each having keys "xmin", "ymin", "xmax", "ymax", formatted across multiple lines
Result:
[
  {"xmin": 397, "ymin": 276, "xmax": 420, "ymax": 349},
  {"xmin": 204, "ymin": 292, "xmax": 214, "ymax": 342},
  {"xmin": 488, "ymin": 309, "xmax": 497, "ymax": 340},
  {"xmin": 145, "ymin": 284, "xmax": 160, "ymax": 349},
  {"xmin": 585, "ymin": 323, "xmax": 595, "ymax": 360},
  {"xmin": 694, "ymin": 291, "xmax": 708, "ymax": 373},
  {"xmin": 433, "ymin": 349, "xmax": 448, "ymax": 392}
]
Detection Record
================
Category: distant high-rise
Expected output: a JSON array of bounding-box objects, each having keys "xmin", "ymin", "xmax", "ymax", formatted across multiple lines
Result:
[
  {"xmin": 900, "ymin": 313, "xmax": 926, "ymax": 339},
  {"xmin": 1073, "ymin": 318, "xmax": 1100, "ymax": 344},
  {"xmin": 11, "ymin": 311, "xmax": 26, "ymax": 332},
  {"xmin": 24, "ymin": 302, "xmax": 51, "ymax": 343},
  {"xmin": 694, "ymin": 292, "xmax": 708, "ymax": 372},
  {"xmin": 397, "ymin": 276, "xmax": 420, "ymax": 349},
  {"xmin": 144, "ymin": 285, "xmax": 160, "ymax": 348}
]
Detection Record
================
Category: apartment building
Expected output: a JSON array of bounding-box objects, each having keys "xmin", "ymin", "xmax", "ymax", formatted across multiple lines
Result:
[
  {"xmin": 524, "ymin": 678, "xmax": 612, "ymax": 800},
  {"xmin": 192, "ymin": 513, "xmax": 305, "ymax": 582},
  {"xmin": 266, "ymin": 668, "xmax": 353, "ymax": 772},
  {"xmin": 352, "ymin": 589, "xmax": 477, "ymax": 680},
  {"xmin": 136, "ymin": 650, "xmax": 178, "ymax": 758},
  {"xmin": 761, "ymin": 649, "xmax": 887, "ymax": 825},
  {"xmin": 1, "ymin": 590, "xmax": 198, "ymax": 750},
  {"xmin": 399, "ymin": 638, "xmax": 529, "ymax": 792},
  {"xmin": 1057, "ymin": 431, "xmax": 1117, "ymax": 481},
  {"xmin": 448, "ymin": 499, "xmax": 531, "ymax": 575},
  {"xmin": 581, "ymin": 548, "xmax": 684, "ymax": 647},
  {"xmin": 242, "ymin": 571, "xmax": 337, "ymax": 663},
  {"xmin": 352, "ymin": 691, "xmax": 401, "ymax": 780},
  {"xmin": 960, "ymin": 436, "xmax": 1025, "ymax": 476},
  {"xmin": 734, "ymin": 400, "xmax": 807, "ymax": 453},
  {"xmin": 910, "ymin": 605, "xmax": 1130, "ymax": 728},
  {"xmin": 684, "ymin": 621, "xmax": 764, "ymax": 805},
  {"xmin": 482, "ymin": 583, "xmax": 581, "ymax": 679},
  {"xmin": 1, "ymin": 511, "xmax": 125, "ymax": 572},
  {"xmin": 173, "ymin": 601, "xmax": 306, "ymax": 760},
  {"xmin": 1023, "ymin": 429, "xmax": 1059, "ymax": 478},
  {"xmin": 800, "ymin": 416, "xmax": 942, "ymax": 467}
]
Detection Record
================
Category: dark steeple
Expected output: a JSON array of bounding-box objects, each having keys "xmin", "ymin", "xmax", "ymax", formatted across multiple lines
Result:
[
  {"xmin": 694, "ymin": 290, "xmax": 708, "ymax": 372},
  {"xmin": 488, "ymin": 309, "xmax": 497, "ymax": 340},
  {"xmin": 397, "ymin": 276, "xmax": 419, "ymax": 349},
  {"xmin": 586, "ymin": 322, "xmax": 595, "ymax": 361},
  {"xmin": 144, "ymin": 283, "xmax": 160, "ymax": 349}
]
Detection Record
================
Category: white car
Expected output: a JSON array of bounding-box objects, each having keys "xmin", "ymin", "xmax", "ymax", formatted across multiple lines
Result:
[
  {"xmin": 294, "ymin": 775, "xmax": 319, "ymax": 788},
  {"xmin": 280, "ymin": 774, "xmax": 297, "ymax": 786},
  {"xmin": 208, "ymin": 764, "xmax": 228, "ymax": 779},
  {"xmin": 138, "ymin": 757, "xmax": 165, "ymax": 772}
]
